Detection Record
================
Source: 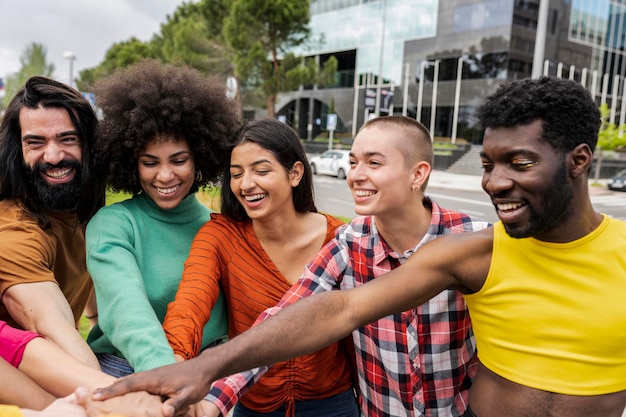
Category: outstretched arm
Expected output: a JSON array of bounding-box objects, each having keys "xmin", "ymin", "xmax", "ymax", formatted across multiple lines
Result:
[
  {"xmin": 2, "ymin": 282, "xmax": 99, "ymax": 369},
  {"xmin": 94, "ymin": 229, "xmax": 493, "ymax": 417},
  {"xmin": 18, "ymin": 336, "xmax": 116, "ymax": 397},
  {"xmin": 20, "ymin": 392, "xmax": 88, "ymax": 417},
  {"xmin": 0, "ymin": 357, "xmax": 54, "ymax": 409}
]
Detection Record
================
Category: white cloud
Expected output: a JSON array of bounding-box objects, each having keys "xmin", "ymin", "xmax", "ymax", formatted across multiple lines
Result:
[{"xmin": 0, "ymin": 0, "xmax": 186, "ymax": 86}]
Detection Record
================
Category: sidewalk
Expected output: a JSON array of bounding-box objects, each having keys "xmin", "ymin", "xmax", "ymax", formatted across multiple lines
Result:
[{"xmin": 430, "ymin": 169, "xmax": 612, "ymax": 196}]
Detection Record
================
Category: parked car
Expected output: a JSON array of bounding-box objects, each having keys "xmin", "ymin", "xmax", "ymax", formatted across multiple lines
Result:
[
  {"xmin": 309, "ymin": 150, "xmax": 351, "ymax": 179},
  {"xmin": 607, "ymin": 169, "xmax": 626, "ymax": 191}
]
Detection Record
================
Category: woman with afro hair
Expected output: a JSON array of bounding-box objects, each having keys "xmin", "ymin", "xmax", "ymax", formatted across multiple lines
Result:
[{"xmin": 85, "ymin": 59, "xmax": 240, "ymax": 381}]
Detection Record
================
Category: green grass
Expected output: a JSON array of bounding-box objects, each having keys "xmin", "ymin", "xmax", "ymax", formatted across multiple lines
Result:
[
  {"xmin": 79, "ymin": 316, "xmax": 90, "ymax": 340},
  {"xmin": 105, "ymin": 189, "xmax": 132, "ymax": 205}
]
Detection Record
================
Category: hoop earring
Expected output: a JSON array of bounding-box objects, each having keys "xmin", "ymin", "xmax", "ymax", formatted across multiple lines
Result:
[{"xmin": 195, "ymin": 170, "xmax": 203, "ymax": 182}]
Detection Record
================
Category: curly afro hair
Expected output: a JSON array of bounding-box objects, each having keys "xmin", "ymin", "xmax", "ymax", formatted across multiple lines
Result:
[
  {"xmin": 476, "ymin": 76, "xmax": 601, "ymax": 153},
  {"xmin": 92, "ymin": 59, "xmax": 242, "ymax": 194}
]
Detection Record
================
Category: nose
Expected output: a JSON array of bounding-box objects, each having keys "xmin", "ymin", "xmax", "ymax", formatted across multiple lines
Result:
[
  {"xmin": 347, "ymin": 162, "xmax": 363, "ymax": 183},
  {"xmin": 482, "ymin": 165, "xmax": 513, "ymax": 195},
  {"xmin": 238, "ymin": 170, "xmax": 256, "ymax": 191},
  {"xmin": 156, "ymin": 165, "xmax": 175, "ymax": 182},
  {"xmin": 43, "ymin": 142, "xmax": 66, "ymax": 165}
]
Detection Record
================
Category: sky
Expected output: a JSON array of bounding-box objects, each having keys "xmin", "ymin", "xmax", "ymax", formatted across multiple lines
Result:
[{"xmin": 0, "ymin": 0, "xmax": 188, "ymax": 86}]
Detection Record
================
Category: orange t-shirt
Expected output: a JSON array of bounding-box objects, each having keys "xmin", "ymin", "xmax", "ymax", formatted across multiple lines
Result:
[
  {"xmin": 165, "ymin": 213, "xmax": 355, "ymax": 413},
  {"xmin": 0, "ymin": 200, "xmax": 92, "ymax": 328}
]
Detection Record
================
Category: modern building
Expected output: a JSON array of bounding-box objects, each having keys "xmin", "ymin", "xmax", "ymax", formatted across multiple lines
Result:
[{"xmin": 277, "ymin": 0, "xmax": 626, "ymax": 143}]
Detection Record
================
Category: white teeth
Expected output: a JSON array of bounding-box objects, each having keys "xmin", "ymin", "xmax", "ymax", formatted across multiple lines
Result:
[
  {"xmin": 244, "ymin": 194, "xmax": 266, "ymax": 201},
  {"xmin": 355, "ymin": 190, "xmax": 376, "ymax": 197},
  {"xmin": 156, "ymin": 185, "xmax": 180, "ymax": 194},
  {"xmin": 497, "ymin": 203, "xmax": 522, "ymax": 211},
  {"xmin": 46, "ymin": 167, "xmax": 72, "ymax": 178}
]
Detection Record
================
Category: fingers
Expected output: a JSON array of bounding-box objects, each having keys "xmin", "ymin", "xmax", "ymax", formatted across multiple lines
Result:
[
  {"xmin": 162, "ymin": 402, "xmax": 176, "ymax": 417},
  {"xmin": 163, "ymin": 397, "xmax": 192, "ymax": 417},
  {"xmin": 92, "ymin": 378, "xmax": 140, "ymax": 401},
  {"xmin": 74, "ymin": 386, "xmax": 92, "ymax": 406}
]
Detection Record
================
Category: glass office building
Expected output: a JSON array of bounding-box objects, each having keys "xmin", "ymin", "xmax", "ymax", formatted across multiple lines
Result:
[{"xmin": 278, "ymin": 0, "xmax": 626, "ymax": 143}]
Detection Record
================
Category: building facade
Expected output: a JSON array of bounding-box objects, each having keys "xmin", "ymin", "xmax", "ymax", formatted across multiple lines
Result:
[{"xmin": 277, "ymin": 0, "xmax": 626, "ymax": 143}]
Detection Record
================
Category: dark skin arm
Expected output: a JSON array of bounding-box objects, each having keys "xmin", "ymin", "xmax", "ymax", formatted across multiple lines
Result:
[{"xmin": 93, "ymin": 228, "xmax": 494, "ymax": 417}]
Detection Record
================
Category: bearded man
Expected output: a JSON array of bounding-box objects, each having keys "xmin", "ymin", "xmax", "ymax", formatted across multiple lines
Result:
[{"xmin": 0, "ymin": 76, "xmax": 104, "ymax": 368}]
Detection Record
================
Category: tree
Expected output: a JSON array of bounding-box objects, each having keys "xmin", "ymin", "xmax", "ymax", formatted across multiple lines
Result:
[
  {"xmin": 77, "ymin": 0, "xmax": 233, "ymax": 90},
  {"xmin": 593, "ymin": 104, "xmax": 626, "ymax": 182},
  {"xmin": 153, "ymin": 1, "xmax": 233, "ymax": 77},
  {"xmin": 223, "ymin": 0, "xmax": 311, "ymax": 118},
  {"xmin": 75, "ymin": 0, "xmax": 336, "ymax": 118},
  {"xmin": 282, "ymin": 54, "xmax": 338, "ymax": 91},
  {"xmin": 78, "ymin": 38, "xmax": 155, "ymax": 90},
  {"xmin": 2, "ymin": 42, "xmax": 55, "ymax": 108}
]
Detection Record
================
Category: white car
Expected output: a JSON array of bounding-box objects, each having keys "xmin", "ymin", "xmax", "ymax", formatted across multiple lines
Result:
[{"xmin": 309, "ymin": 150, "xmax": 351, "ymax": 179}]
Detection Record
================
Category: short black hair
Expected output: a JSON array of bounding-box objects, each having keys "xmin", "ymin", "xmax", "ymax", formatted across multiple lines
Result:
[{"xmin": 476, "ymin": 77, "xmax": 601, "ymax": 153}]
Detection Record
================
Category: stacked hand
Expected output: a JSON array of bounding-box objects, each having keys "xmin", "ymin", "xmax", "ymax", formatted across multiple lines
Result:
[{"xmin": 92, "ymin": 359, "xmax": 214, "ymax": 417}]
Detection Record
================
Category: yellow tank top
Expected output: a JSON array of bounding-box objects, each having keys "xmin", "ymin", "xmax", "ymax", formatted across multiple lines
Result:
[
  {"xmin": 464, "ymin": 216, "xmax": 626, "ymax": 395},
  {"xmin": 0, "ymin": 405, "xmax": 22, "ymax": 417}
]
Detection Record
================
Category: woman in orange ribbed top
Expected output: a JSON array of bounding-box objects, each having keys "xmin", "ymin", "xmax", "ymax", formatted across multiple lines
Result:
[{"xmin": 163, "ymin": 118, "xmax": 358, "ymax": 417}]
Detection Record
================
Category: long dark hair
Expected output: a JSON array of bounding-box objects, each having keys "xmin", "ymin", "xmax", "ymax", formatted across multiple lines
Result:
[
  {"xmin": 221, "ymin": 118, "xmax": 317, "ymax": 221},
  {"xmin": 0, "ymin": 76, "xmax": 104, "ymax": 227}
]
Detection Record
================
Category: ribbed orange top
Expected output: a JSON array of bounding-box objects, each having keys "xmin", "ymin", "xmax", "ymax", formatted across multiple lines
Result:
[{"xmin": 164, "ymin": 213, "xmax": 355, "ymax": 413}]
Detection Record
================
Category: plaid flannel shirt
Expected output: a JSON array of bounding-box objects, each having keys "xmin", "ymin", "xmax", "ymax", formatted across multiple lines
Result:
[{"xmin": 207, "ymin": 198, "xmax": 491, "ymax": 417}]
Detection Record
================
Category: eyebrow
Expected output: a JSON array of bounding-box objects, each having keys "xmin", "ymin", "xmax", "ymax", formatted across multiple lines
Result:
[
  {"xmin": 349, "ymin": 151, "xmax": 386, "ymax": 158},
  {"xmin": 22, "ymin": 130, "xmax": 79, "ymax": 141},
  {"xmin": 140, "ymin": 150, "xmax": 191, "ymax": 159},
  {"xmin": 230, "ymin": 158, "xmax": 272, "ymax": 168},
  {"xmin": 480, "ymin": 149, "xmax": 540, "ymax": 159}
]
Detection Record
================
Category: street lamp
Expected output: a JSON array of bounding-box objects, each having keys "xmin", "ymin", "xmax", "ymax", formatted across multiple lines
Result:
[
  {"xmin": 416, "ymin": 59, "xmax": 439, "ymax": 141},
  {"xmin": 451, "ymin": 56, "xmax": 465, "ymax": 144},
  {"xmin": 63, "ymin": 51, "xmax": 76, "ymax": 88}
]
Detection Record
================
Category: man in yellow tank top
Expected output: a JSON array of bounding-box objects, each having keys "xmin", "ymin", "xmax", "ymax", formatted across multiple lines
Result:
[{"xmin": 94, "ymin": 77, "xmax": 626, "ymax": 417}]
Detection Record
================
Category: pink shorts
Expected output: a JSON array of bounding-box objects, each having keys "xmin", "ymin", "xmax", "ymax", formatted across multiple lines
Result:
[{"xmin": 0, "ymin": 320, "xmax": 41, "ymax": 367}]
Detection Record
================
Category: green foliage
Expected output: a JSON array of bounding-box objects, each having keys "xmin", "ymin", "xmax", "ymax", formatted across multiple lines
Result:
[
  {"xmin": 592, "ymin": 104, "xmax": 626, "ymax": 182},
  {"xmin": 597, "ymin": 104, "xmax": 626, "ymax": 152},
  {"xmin": 433, "ymin": 142, "xmax": 458, "ymax": 150},
  {"xmin": 105, "ymin": 189, "xmax": 132, "ymax": 206},
  {"xmin": 71, "ymin": 0, "xmax": 334, "ymax": 117},
  {"xmin": 318, "ymin": 56, "xmax": 338, "ymax": 87},
  {"xmin": 223, "ymin": 0, "xmax": 311, "ymax": 116},
  {"xmin": 79, "ymin": 315, "xmax": 90, "ymax": 339},
  {"xmin": 282, "ymin": 54, "xmax": 337, "ymax": 92},
  {"xmin": 78, "ymin": 38, "xmax": 156, "ymax": 90},
  {"xmin": 21, "ymin": 43, "xmax": 55, "ymax": 77},
  {"xmin": 2, "ymin": 42, "xmax": 55, "ymax": 107},
  {"xmin": 155, "ymin": 1, "xmax": 233, "ymax": 76}
]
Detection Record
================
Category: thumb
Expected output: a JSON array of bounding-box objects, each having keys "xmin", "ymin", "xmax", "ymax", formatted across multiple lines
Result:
[
  {"xmin": 74, "ymin": 386, "xmax": 93, "ymax": 406},
  {"xmin": 162, "ymin": 402, "xmax": 176, "ymax": 417}
]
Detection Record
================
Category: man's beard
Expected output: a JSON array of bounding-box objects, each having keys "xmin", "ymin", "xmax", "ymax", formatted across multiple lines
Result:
[
  {"xmin": 26, "ymin": 160, "xmax": 83, "ymax": 212},
  {"xmin": 504, "ymin": 162, "xmax": 573, "ymax": 239}
]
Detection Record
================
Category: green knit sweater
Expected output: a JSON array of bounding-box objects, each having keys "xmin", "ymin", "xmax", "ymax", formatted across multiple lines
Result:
[{"xmin": 86, "ymin": 192, "xmax": 227, "ymax": 372}]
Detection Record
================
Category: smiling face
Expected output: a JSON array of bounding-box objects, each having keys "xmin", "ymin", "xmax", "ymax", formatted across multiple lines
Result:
[
  {"xmin": 480, "ymin": 120, "xmax": 574, "ymax": 239},
  {"xmin": 138, "ymin": 137, "xmax": 195, "ymax": 210},
  {"xmin": 347, "ymin": 124, "xmax": 418, "ymax": 218},
  {"xmin": 229, "ymin": 141, "xmax": 302, "ymax": 221},
  {"xmin": 20, "ymin": 105, "xmax": 83, "ymax": 211}
]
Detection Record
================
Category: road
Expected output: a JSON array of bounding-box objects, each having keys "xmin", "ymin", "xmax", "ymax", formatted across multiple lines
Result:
[{"xmin": 313, "ymin": 175, "xmax": 626, "ymax": 223}]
